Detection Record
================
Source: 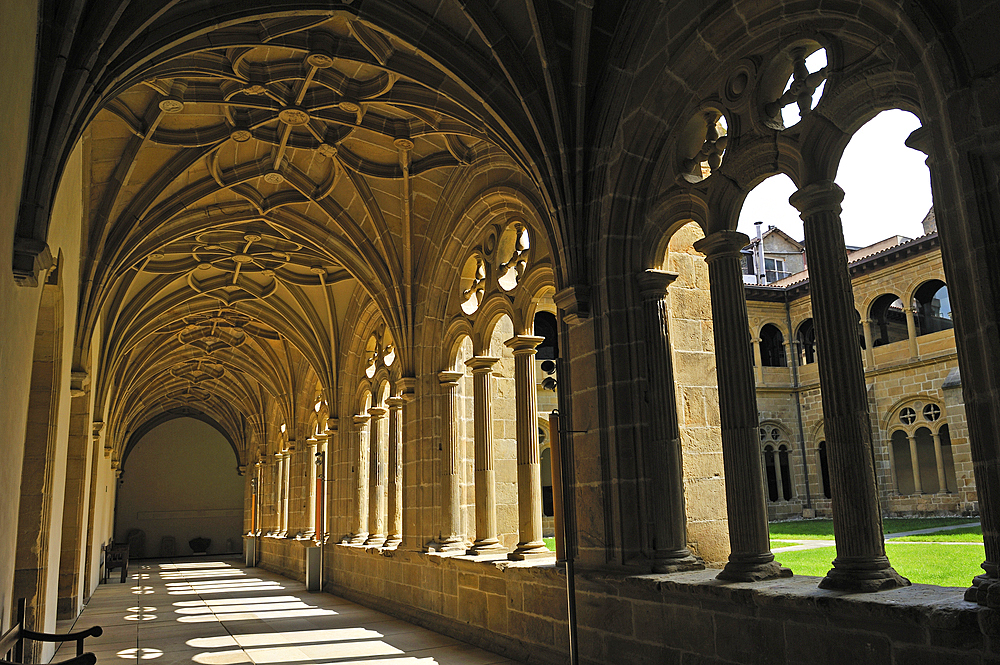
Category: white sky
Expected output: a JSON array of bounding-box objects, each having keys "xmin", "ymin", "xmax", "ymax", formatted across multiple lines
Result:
[{"xmin": 736, "ymin": 109, "xmax": 932, "ymax": 248}]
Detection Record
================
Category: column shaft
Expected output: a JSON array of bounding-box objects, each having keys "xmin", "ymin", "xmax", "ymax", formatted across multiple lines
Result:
[
  {"xmin": 904, "ymin": 306, "xmax": 919, "ymax": 358},
  {"xmin": 385, "ymin": 397, "xmax": 405, "ymax": 548},
  {"xmin": 506, "ymin": 336, "xmax": 551, "ymax": 560},
  {"xmin": 433, "ymin": 371, "xmax": 466, "ymax": 551},
  {"xmin": 349, "ymin": 415, "xmax": 370, "ymax": 544},
  {"xmin": 908, "ymin": 434, "xmax": 924, "ymax": 494},
  {"xmin": 932, "ymin": 431, "xmax": 949, "ymax": 493},
  {"xmin": 365, "ymin": 406, "xmax": 388, "ymax": 546},
  {"xmin": 466, "ymin": 356, "xmax": 505, "ymax": 554},
  {"xmin": 862, "ymin": 319, "xmax": 875, "ymax": 368},
  {"xmin": 790, "ymin": 180, "xmax": 908, "ymax": 591},
  {"xmin": 305, "ymin": 441, "xmax": 318, "ymax": 538},
  {"xmin": 694, "ymin": 231, "xmax": 788, "ymax": 582},
  {"xmin": 637, "ymin": 270, "xmax": 703, "ymax": 573}
]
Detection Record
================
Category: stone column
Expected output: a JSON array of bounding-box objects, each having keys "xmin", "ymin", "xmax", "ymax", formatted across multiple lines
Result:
[
  {"xmin": 907, "ymin": 433, "xmax": 924, "ymax": 494},
  {"xmin": 466, "ymin": 356, "xmax": 506, "ymax": 555},
  {"xmin": 505, "ymin": 335, "xmax": 551, "ymax": 560},
  {"xmin": 932, "ymin": 430, "xmax": 949, "ymax": 493},
  {"xmin": 283, "ymin": 449, "xmax": 293, "ymax": 536},
  {"xmin": 365, "ymin": 406, "xmax": 388, "ymax": 546},
  {"xmin": 384, "ymin": 396, "xmax": 405, "ymax": 548},
  {"xmin": 862, "ymin": 319, "xmax": 876, "ymax": 368},
  {"xmin": 907, "ymin": 126, "xmax": 1000, "ymax": 604},
  {"xmin": 637, "ymin": 269, "xmax": 703, "ymax": 572},
  {"xmin": 693, "ymin": 231, "xmax": 788, "ymax": 581},
  {"xmin": 783, "ymin": 340, "xmax": 794, "ymax": 368},
  {"xmin": 348, "ymin": 414, "xmax": 370, "ymax": 544},
  {"xmin": 433, "ymin": 371, "xmax": 466, "ymax": 551},
  {"xmin": 751, "ymin": 337, "xmax": 763, "ymax": 383},
  {"xmin": 904, "ymin": 305, "xmax": 919, "ymax": 358},
  {"xmin": 305, "ymin": 440, "xmax": 318, "ymax": 538},
  {"xmin": 790, "ymin": 180, "xmax": 908, "ymax": 591},
  {"xmin": 773, "ymin": 449, "xmax": 785, "ymax": 501}
]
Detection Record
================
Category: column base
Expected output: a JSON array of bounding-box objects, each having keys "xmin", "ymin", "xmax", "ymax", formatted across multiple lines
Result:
[
  {"xmin": 966, "ymin": 573, "xmax": 1000, "ymax": 607},
  {"xmin": 345, "ymin": 532, "xmax": 369, "ymax": 545},
  {"xmin": 382, "ymin": 535, "xmax": 401, "ymax": 549},
  {"xmin": 425, "ymin": 536, "xmax": 467, "ymax": 553},
  {"xmin": 818, "ymin": 555, "xmax": 910, "ymax": 592},
  {"xmin": 467, "ymin": 538, "xmax": 506, "ymax": 556},
  {"xmin": 508, "ymin": 541, "xmax": 553, "ymax": 561},
  {"xmin": 652, "ymin": 550, "xmax": 705, "ymax": 574},
  {"xmin": 717, "ymin": 554, "xmax": 792, "ymax": 582},
  {"xmin": 363, "ymin": 533, "xmax": 386, "ymax": 548}
]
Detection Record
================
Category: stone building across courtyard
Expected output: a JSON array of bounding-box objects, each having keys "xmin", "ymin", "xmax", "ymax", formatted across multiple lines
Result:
[
  {"xmin": 3, "ymin": 2, "xmax": 1000, "ymax": 664},
  {"xmin": 743, "ymin": 217, "xmax": 976, "ymax": 521}
]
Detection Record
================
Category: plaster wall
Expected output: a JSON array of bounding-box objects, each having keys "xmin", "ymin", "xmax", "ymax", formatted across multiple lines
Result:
[
  {"xmin": 0, "ymin": 0, "xmax": 40, "ymax": 633},
  {"xmin": 115, "ymin": 418, "xmax": 244, "ymax": 557}
]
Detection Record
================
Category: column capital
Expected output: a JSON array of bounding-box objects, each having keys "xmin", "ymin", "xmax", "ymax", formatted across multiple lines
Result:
[
  {"xmin": 789, "ymin": 180, "xmax": 845, "ymax": 217},
  {"xmin": 465, "ymin": 356, "xmax": 500, "ymax": 373},
  {"xmin": 636, "ymin": 269, "xmax": 679, "ymax": 300},
  {"xmin": 325, "ymin": 417, "xmax": 338, "ymax": 433},
  {"xmin": 386, "ymin": 396, "xmax": 406, "ymax": 409},
  {"xmin": 398, "ymin": 376, "xmax": 417, "ymax": 400},
  {"xmin": 368, "ymin": 405, "xmax": 389, "ymax": 419},
  {"xmin": 693, "ymin": 230, "xmax": 751, "ymax": 261},
  {"xmin": 353, "ymin": 413, "xmax": 371, "ymax": 426},
  {"xmin": 438, "ymin": 370, "xmax": 464, "ymax": 386},
  {"xmin": 504, "ymin": 335, "xmax": 545, "ymax": 355}
]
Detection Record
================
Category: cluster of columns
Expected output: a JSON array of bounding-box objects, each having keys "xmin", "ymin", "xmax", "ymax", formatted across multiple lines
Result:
[
  {"xmin": 897, "ymin": 428, "xmax": 951, "ymax": 495},
  {"xmin": 689, "ymin": 180, "xmax": 910, "ymax": 591},
  {"xmin": 430, "ymin": 336, "xmax": 552, "ymax": 560},
  {"xmin": 348, "ymin": 396, "xmax": 408, "ymax": 547}
]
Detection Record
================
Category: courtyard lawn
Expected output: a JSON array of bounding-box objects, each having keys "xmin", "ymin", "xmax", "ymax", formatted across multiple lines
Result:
[
  {"xmin": 769, "ymin": 517, "xmax": 978, "ymax": 541},
  {"xmin": 890, "ymin": 525, "xmax": 982, "ymax": 542},
  {"xmin": 775, "ymin": 542, "xmax": 984, "ymax": 587}
]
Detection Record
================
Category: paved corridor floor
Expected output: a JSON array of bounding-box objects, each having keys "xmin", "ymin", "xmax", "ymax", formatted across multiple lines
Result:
[{"xmin": 59, "ymin": 559, "xmax": 523, "ymax": 665}]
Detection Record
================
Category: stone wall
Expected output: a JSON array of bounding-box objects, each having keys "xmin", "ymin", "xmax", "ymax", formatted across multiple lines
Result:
[{"xmin": 258, "ymin": 543, "xmax": 998, "ymax": 665}]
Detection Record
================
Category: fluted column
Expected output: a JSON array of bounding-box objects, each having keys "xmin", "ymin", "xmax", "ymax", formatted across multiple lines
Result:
[
  {"xmin": 636, "ymin": 270, "xmax": 704, "ymax": 573},
  {"xmin": 348, "ymin": 414, "xmax": 370, "ymax": 544},
  {"xmin": 932, "ymin": 430, "xmax": 949, "ymax": 493},
  {"xmin": 305, "ymin": 440, "xmax": 318, "ymax": 538},
  {"xmin": 384, "ymin": 396, "xmax": 405, "ymax": 548},
  {"xmin": 432, "ymin": 371, "xmax": 467, "ymax": 551},
  {"xmin": 365, "ymin": 406, "xmax": 389, "ymax": 546},
  {"xmin": 790, "ymin": 180, "xmax": 908, "ymax": 591},
  {"xmin": 466, "ymin": 356, "xmax": 506, "ymax": 555},
  {"xmin": 694, "ymin": 231, "xmax": 788, "ymax": 582},
  {"xmin": 904, "ymin": 306, "xmax": 919, "ymax": 358},
  {"xmin": 862, "ymin": 319, "xmax": 876, "ymax": 368},
  {"xmin": 505, "ymin": 336, "xmax": 551, "ymax": 561}
]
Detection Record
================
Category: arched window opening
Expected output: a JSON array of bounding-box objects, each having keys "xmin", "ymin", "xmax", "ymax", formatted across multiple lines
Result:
[
  {"xmin": 913, "ymin": 280, "xmax": 953, "ymax": 336},
  {"xmin": 534, "ymin": 311, "xmax": 558, "ymax": 360},
  {"xmin": 778, "ymin": 445, "xmax": 793, "ymax": 500},
  {"xmin": 870, "ymin": 294, "xmax": 907, "ymax": 346},
  {"xmin": 797, "ymin": 319, "xmax": 816, "ymax": 365},
  {"xmin": 818, "ymin": 441, "xmax": 832, "ymax": 499},
  {"xmin": 891, "ymin": 430, "xmax": 915, "ymax": 495},
  {"xmin": 764, "ymin": 445, "xmax": 779, "ymax": 502},
  {"xmin": 760, "ymin": 324, "xmax": 786, "ymax": 367},
  {"xmin": 914, "ymin": 426, "xmax": 939, "ymax": 493}
]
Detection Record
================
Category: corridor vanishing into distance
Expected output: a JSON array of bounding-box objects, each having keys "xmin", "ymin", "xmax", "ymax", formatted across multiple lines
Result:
[{"xmin": 68, "ymin": 560, "xmax": 521, "ymax": 665}]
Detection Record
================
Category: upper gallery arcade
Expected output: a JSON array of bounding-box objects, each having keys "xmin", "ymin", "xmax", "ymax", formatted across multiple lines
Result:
[{"xmin": 2, "ymin": 1, "xmax": 1000, "ymax": 663}]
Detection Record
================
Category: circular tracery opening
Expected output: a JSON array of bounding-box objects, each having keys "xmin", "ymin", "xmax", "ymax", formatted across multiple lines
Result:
[
  {"xmin": 459, "ymin": 253, "xmax": 486, "ymax": 315},
  {"xmin": 496, "ymin": 222, "xmax": 530, "ymax": 291},
  {"xmin": 762, "ymin": 42, "xmax": 828, "ymax": 130},
  {"xmin": 679, "ymin": 110, "xmax": 728, "ymax": 182}
]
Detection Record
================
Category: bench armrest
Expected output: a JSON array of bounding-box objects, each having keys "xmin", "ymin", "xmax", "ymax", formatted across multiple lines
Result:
[{"xmin": 22, "ymin": 627, "xmax": 102, "ymax": 656}]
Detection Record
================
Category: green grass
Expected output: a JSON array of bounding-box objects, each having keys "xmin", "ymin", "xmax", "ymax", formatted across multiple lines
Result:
[
  {"xmin": 890, "ymin": 525, "xmax": 982, "ymax": 542},
  {"xmin": 775, "ymin": 542, "xmax": 984, "ymax": 587},
  {"xmin": 543, "ymin": 537, "xmax": 555, "ymax": 551},
  {"xmin": 769, "ymin": 517, "xmax": 978, "ymax": 541},
  {"xmin": 769, "ymin": 540, "xmax": 798, "ymax": 547}
]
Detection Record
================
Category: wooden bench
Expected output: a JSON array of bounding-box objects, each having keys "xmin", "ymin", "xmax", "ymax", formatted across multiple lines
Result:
[
  {"xmin": 103, "ymin": 542, "xmax": 129, "ymax": 584},
  {"xmin": 0, "ymin": 598, "xmax": 101, "ymax": 665}
]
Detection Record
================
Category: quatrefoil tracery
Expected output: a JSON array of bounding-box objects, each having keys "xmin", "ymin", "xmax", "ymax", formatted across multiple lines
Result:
[{"xmin": 765, "ymin": 47, "xmax": 828, "ymax": 128}]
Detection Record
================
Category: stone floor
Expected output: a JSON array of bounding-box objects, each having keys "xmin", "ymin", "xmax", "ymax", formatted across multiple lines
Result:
[{"xmin": 57, "ymin": 558, "xmax": 524, "ymax": 665}]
